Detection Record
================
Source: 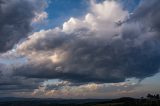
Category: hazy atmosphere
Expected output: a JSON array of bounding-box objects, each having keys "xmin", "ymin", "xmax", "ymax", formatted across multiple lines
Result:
[{"xmin": 0, "ymin": 0, "xmax": 160, "ymax": 99}]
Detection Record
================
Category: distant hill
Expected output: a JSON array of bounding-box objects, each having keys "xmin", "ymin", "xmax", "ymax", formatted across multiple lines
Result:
[
  {"xmin": 0, "ymin": 97, "xmax": 160, "ymax": 106},
  {"xmin": 0, "ymin": 97, "xmax": 110, "ymax": 105}
]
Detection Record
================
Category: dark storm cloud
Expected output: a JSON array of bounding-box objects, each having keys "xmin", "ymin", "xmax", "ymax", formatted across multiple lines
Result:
[
  {"xmin": 0, "ymin": 75, "xmax": 42, "ymax": 89},
  {"xmin": 14, "ymin": 33, "xmax": 160, "ymax": 84},
  {"xmin": 131, "ymin": 0, "xmax": 160, "ymax": 32},
  {"xmin": 0, "ymin": 0, "xmax": 47, "ymax": 94},
  {"xmin": 11, "ymin": 0, "xmax": 160, "ymax": 85},
  {"xmin": 0, "ymin": 0, "xmax": 46, "ymax": 52},
  {"xmin": 0, "ymin": 0, "xmax": 158, "ymax": 91},
  {"xmin": 0, "ymin": 63, "xmax": 43, "ymax": 95}
]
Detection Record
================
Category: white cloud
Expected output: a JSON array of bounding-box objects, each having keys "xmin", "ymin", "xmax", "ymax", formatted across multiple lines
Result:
[
  {"xmin": 17, "ymin": 0, "xmax": 129, "ymax": 57},
  {"xmin": 32, "ymin": 11, "xmax": 48, "ymax": 23}
]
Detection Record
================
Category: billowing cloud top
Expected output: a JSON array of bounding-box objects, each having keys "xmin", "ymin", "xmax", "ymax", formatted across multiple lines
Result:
[{"xmin": 0, "ymin": 0, "xmax": 160, "ymax": 98}]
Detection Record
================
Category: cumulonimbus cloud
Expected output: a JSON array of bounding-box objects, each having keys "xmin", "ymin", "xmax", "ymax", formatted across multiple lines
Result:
[{"xmin": 14, "ymin": 0, "xmax": 160, "ymax": 84}]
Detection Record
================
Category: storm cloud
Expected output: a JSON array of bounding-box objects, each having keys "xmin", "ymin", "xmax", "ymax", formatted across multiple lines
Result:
[
  {"xmin": 0, "ymin": 0, "xmax": 160, "ymax": 97},
  {"xmin": 13, "ymin": 0, "xmax": 160, "ymax": 84},
  {"xmin": 0, "ymin": 0, "xmax": 47, "ymax": 52}
]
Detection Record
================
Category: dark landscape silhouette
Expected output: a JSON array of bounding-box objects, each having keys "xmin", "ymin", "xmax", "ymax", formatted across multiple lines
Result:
[{"xmin": 0, "ymin": 94, "xmax": 160, "ymax": 106}]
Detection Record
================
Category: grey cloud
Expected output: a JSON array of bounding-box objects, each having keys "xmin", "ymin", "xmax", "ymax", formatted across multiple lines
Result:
[
  {"xmin": 0, "ymin": 64, "xmax": 43, "ymax": 96},
  {"xmin": 14, "ymin": 32, "xmax": 160, "ymax": 84},
  {"xmin": 0, "ymin": 0, "xmax": 47, "ymax": 95},
  {"xmin": 0, "ymin": 0, "xmax": 160, "ymax": 98},
  {"xmin": 130, "ymin": 0, "xmax": 160, "ymax": 31},
  {"xmin": 0, "ymin": 75, "xmax": 43, "ymax": 90},
  {"xmin": 4, "ymin": 0, "xmax": 160, "ymax": 88},
  {"xmin": 0, "ymin": 0, "xmax": 46, "ymax": 52}
]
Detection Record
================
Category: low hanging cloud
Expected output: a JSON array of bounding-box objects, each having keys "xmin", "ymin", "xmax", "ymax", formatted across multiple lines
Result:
[
  {"xmin": 13, "ymin": 0, "xmax": 160, "ymax": 84},
  {"xmin": 0, "ymin": 0, "xmax": 47, "ymax": 52},
  {"xmin": 32, "ymin": 80, "xmax": 139, "ymax": 98},
  {"xmin": 0, "ymin": 63, "xmax": 44, "ymax": 97}
]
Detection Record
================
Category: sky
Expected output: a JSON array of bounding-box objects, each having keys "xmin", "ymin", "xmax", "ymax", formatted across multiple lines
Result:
[{"xmin": 0, "ymin": 0, "xmax": 160, "ymax": 99}]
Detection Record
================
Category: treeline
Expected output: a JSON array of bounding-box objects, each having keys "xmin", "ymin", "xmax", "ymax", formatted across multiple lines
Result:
[{"xmin": 146, "ymin": 93, "xmax": 160, "ymax": 100}]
